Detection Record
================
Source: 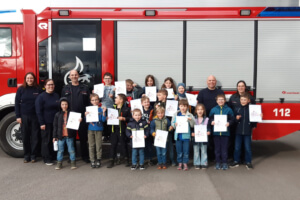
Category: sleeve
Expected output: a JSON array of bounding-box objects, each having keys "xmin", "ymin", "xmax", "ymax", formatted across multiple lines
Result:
[
  {"xmin": 171, "ymin": 113, "xmax": 176, "ymax": 128},
  {"xmin": 208, "ymin": 109, "xmax": 215, "ymax": 132},
  {"xmin": 61, "ymin": 86, "xmax": 66, "ymax": 97},
  {"xmin": 15, "ymin": 87, "xmax": 22, "ymax": 118},
  {"xmin": 99, "ymin": 108, "xmax": 106, "ymax": 122},
  {"xmin": 149, "ymin": 109, "xmax": 154, "ymax": 122},
  {"xmin": 228, "ymin": 95, "xmax": 234, "ymax": 109},
  {"xmin": 53, "ymin": 113, "xmax": 59, "ymax": 138},
  {"xmin": 110, "ymin": 86, "xmax": 115, "ymax": 95},
  {"xmin": 124, "ymin": 108, "xmax": 132, "ymax": 123},
  {"xmin": 144, "ymin": 122, "xmax": 150, "ymax": 137},
  {"xmin": 196, "ymin": 90, "xmax": 203, "ymax": 104},
  {"xmin": 227, "ymin": 108, "xmax": 235, "ymax": 126},
  {"xmin": 150, "ymin": 120, "xmax": 156, "ymax": 135},
  {"xmin": 188, "ymin": 114, "xmax": 195, "ymax": 128},
  {"xmin": 126, "ymin": 124, "xmax": 132, "ymax": 138},
  {"xmin": 35, "ymin": 95, "xmax": 45, "ymax": 126},
  {"xmin": 167, "ymin": 118, "xmax": 171, "ymax": 130}
]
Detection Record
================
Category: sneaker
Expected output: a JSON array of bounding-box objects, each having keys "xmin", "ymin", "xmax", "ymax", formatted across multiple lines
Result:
[
  {"xmin": 91, "ymin": 161, "xmax": 96, "ymax": 168},
  {"xmin": 195, "ymin": 165, "xmax": 201, "ymax": 170},
  {"xmin": 96, "ymin": 159, "xmax": 101, "ymax": 168},
  {"xmin": 246, "ymin": 163, "xmax": 253, "ymax": 170},
  {"xmin": 131, "ymin": 165, "xmax": 138, "ymax": 170},
  {"xmin": 201, "ymin": 165, "xmax": 208, "ymax": 169},
  {"xmin": 222, "ymin": 163, "xmax": 228, "ymax": 170},
  {"xmin": 45, "ymin": 161, "xmax": 54, "ymax": 166},
  {"xmin": 230, "ymin": 161, "xmax": 239, "ymax": 168},
  {"xmin": 107, "ymin": 160, "xmax": 114, "ymax": 168},
  {"xmin": 177, "ymin": 163, "xmax": 183, "ymax": 170},
  {"xmin": 162, "ymin": 164, "xmax": 167, "ymax": 169},
  {"xmin": 183, "ymin": 163, "xmax": 188, "ymax": 171},
  {"xmin": 215, "ymin": 162, "xmax": 221, "ymax": 170},
  {"xmin": 140, "ymin": 165, "xmax": 145, "ymax": 170},
  {"xmin": 55, "ymin": 162, "xmax": 62, "ymax": 170},
  {"xmin": 70, "ymin": 161, "xmax": 77, "ymax": 170},
  {"xmin": 157, "ymin": 164, "xmax": 162, "ymax": 170}
]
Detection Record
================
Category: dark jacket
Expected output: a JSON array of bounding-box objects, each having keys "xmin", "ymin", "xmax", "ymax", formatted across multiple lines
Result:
[
  {"xmin": 111, "ymin": 104, "xmax": 131, "ymax": 135},
  {"xmin": 228, "ymin": 92, "xmax": 255, "ymax": 114},
  {"xmin": 235, "ymin": 104, "xmax": 257, "ymax": 136},
  {"xmin": 209, "ymin": 104, "xmax": 234, "ymax": 136},
  {"xmin": 126, "ymin": 118, "xmax": 150, "ymax": 139},
  {"xmin": 150, "ymin": 117, "xmax": 171, "ymax": 134},
  {"xmin": 53, "ymin": 110, "xmax": 77, "ymax": 140}
]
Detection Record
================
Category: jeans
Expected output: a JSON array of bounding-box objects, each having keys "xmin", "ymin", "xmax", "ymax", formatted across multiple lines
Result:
[
  {"xmin": 110, "ymin": 130, "xmax": 129, "ymax": 159},
  {"xmin": 57, "ymin": 137, "xmax": 76, "ymax": 162},
  {"xmin": 132, "ymin": 148, "xmax": 144, "ymax": 165},
  {"xmin": 234, "ymin": 134, "xmax": 252, "ymax": 163},
  {"xmin": 176, "ymin": 140, "xmax": 190, "ymax": 164},
  {"xmin": 156, "ymin": 147, "xmax": 167, "ymax": 164},
  {"xmin": 88, "ymin": 130, "xmax": 103, "ymax": 161},
  {"xmin": 193, "ymin": 142, "xmax": 207, "ymax": 166},
  {"xmin": 213, "ymin": 135, "xmax": 229, "ymax": 163}
]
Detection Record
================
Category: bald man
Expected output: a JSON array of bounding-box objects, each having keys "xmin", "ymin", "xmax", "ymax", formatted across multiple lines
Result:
[{"xmin": 61, "ymin": 70, "xmax": 90, "ymax": 163}]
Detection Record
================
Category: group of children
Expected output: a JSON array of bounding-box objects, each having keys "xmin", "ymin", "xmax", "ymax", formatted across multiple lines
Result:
[{"xmin": 54, "ymin": 72, "xmax": 258, "ymax": 171}]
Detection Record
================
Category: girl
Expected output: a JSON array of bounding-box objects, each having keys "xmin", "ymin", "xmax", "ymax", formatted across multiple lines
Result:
[
  {"xmin": 142, "ymin": 74, "xmax": 157, "ymax": 107},
  {"xmin": 161, "ymin": 77, "xmax": 178, "ymax": 100},
  {"xmin": 191, "ymin": 104, "xmax": 210, "ymax": 169},
  {"xmin": 177, "ymin": 83, "xmax": 186, "ymax": 100}
]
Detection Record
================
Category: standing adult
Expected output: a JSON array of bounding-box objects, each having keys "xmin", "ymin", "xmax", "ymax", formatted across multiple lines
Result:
[
  {"xmin": 227, "ymin": 80, "xmax": 255, "ymax": 160},
  {"xmin": 35, "ymin": 79, "xmax": 60, "ymax": 165},
  {"xmin": 15, "ymin": 72, "xmax": 41, "ymax": 163},
  {"xmin": 196, "ymin": 75, "xmax": 224, "ymax": 161},
  {"xmin": 61, "ymin": 70, "xmax": 90, "ymax": 162}
]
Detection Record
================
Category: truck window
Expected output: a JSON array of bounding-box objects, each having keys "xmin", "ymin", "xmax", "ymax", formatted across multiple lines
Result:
[{"xmin": 0, "ymin": 28, "xmax": 12, "ymax": 57}]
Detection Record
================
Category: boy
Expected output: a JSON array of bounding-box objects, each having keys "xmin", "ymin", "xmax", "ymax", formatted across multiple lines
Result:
[
  {"xmin": 141, "ymin": 96, "xmax": 154, "ymax": 165},
  {"xmin": 53, "ymin": 98, "xmax": 79, "ymax": 170},
  {"xmin": 126, "ymin": 109, "xmax": 149, "ymax": 170},
  {"xmin": 107, "ymin": 94, "xmax": 131, "ymax": 168},
  {"xmin": 126, "ymin": 79, "xmax": 143, "ymax": 107},
  {"xmin": 230, "ymin": 93, "xmax": 259, "ymax": 170},
  {"xmin": 150, "ymin": 106, "xmax": 171, "ymax": 169},
  {"xmin": 209, "ymin": 94, "xmax": 234, "ymax": 170},
  {"xmin": 153, "ymin": 89, "xmax": 168, "ymax": 118},
  {"xmin": 85, "ymin": 94, "xmax": 106, "ymax": 168},
  {"xmin": 171, "ymin": 99, "xmax": 195, "ymax": 171}
]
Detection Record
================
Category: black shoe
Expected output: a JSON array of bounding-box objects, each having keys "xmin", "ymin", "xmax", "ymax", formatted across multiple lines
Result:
[
  {"xmin": 246, "ymin": 163, "xmax": 253, "ymax": 170},
  {"xmin": 195, "ymin": 165, "xmax": 201, "ymax": 170},
  {"xmin": 107, "ymin": 160, "xmax": 114, "ymax": 168},
  {"xmin": 230, "ymin": 161, "xmax": 240, "ymax": 168},
  {"xmin": 201, "ymin": 165, "xmax": 208, "ymax": 169},
  {"xmin": 91, "ymin": 161, "xmax": 96, "ymax": 168},
  {"xmin": 131, "ymin": 165, "xmax": 138, "ymax": 170},
  {"xmin": 96, "ymin": 159, "xmax": 101, "ymax": 168},
  {"xmin": 140, "ymin": 165, "xmax": 145, "ymax": 170}
]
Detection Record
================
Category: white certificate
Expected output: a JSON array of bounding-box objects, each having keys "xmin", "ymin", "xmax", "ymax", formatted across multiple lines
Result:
[
  {"xmin": 176, "ymin": 116, "xmax": 189, "ymax": 133},
  {"xmin": 130, "ymin": 99, "xmax": 143, "ymax": 114},
  {"xmin": 214, "ymin": 115, "xmax": 227, "ymax": 132},
  {"xmin": 82, "ymin": 38, "xmax": 96, "ymax": 51},
  {"xmin": 249, "ymin": 105, "xmax": 262, "ymax": 122},
  {"xmin": 85, "ymin": 106, "xmax": 99, "ymax": 123},
  {"xmin": 145, "ymin": 86, "xmax": 157, "ymax": 102},
  {"xmin": 66, "ymin": 112, "xmax": 81, "ymax": 130},
  {"xmin": 132, "ymin": 130, "xmax": 145, "ymax": 148},
  {"xmin": 115, "ymin": 81, "xmax": 127, "ymax": 95},
  {"xmin": 186, "ymin": 93, "xmax": 197, "ymax": 107},
  {"xmin": 166, "ymin": 88, "xmax": 174, "ymax": 99},
  {"xmin": 165, "ymin": 100, "xmax": 178, "ymax": 117},
  {"xmin": 94, "ymin": 83, "xmax": 104, "ymax": 98},
  {"xmin": 154, "ymin": 130, "xmax": 168, "ymax": 148},
  {"xmin": 194, "ymin": 125, "xmax": 208, "ymax": 142},
  {"xmin": 107, "ymin": 108, "xmax": 119, "ymax": 125}
]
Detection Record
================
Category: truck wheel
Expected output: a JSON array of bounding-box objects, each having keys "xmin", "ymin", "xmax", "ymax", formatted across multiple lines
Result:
[{"xmin": 0, "ymin": 112, "xmax": 23, "ymax": 158}]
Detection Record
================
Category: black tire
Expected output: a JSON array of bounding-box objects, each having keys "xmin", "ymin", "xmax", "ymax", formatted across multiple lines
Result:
[{"xmin": 0, "ymin": 112, "xmax": 23, "ymax": 158}]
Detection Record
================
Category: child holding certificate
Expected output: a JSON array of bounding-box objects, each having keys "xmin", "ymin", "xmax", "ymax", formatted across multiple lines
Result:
[
  {"xmin": 171, "ymin": 99, "xmax": 195, "ymax": 171},
  {"xmin": 153, "ymin": 89, "xmax": 168, "ymax": 118},
  {"xmin": 230, "ymin": 93, "xmax": 260, "ymax": 170},
  {"xmin": 85, "ymin": 94, "xmax": 106, "ymax": 169},
  {"xmin": 209, "ymin": 94, "xmax": 234, "ymax": 170},
  {"xmin": 191, "ymin": 104, "xmax": 210, "ymax": 169},
  {"xmin": 126, "ymin": 109, "xmax": 149, "ymax": 170},
  {"xmin": 161, "ymin": 77, "xmax": 178, "ymax": 100},
  {"xmin": 150, "ymin": 106, "xmax": 172, "ymax": 169},
  {"xmin": 53, "ymin": 98, "xmax": 78, "ymax": 170}
]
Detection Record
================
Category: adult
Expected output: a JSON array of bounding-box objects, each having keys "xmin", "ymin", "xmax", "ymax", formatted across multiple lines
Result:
[
  {"xmin": 196, "ymin": 75, "xmax": 224, "ymax": 161},
  {"xmin": 15, "ymin": 72, "xmax": 41, "ymax": 163},
  {"xmin": 61, "ymin": 70, "xmax": 90, "ymax": 162},
  {"xmin": 35, "ymin": 79, "xmax": 60, "ymax": 165}
]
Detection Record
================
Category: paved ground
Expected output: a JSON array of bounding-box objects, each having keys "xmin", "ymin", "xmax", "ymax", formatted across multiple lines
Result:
[{"xmin": 1, "ymin": 131, "xmax": 300, "ymax": 200}]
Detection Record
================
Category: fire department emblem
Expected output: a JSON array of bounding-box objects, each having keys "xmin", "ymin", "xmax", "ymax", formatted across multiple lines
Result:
[{"xmin": 64, "ymin": 56, "xmax": 92, "ymax": 85}]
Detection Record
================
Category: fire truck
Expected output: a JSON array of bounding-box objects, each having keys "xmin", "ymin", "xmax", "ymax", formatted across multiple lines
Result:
[{"xmin": 1, "ymin": 4, "xmax": 300, "ymax": 157}]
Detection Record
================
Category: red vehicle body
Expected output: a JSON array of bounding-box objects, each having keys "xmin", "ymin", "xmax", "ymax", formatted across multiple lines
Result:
[{"xmin": 0, "ymin": 7, "xmax": 300, "ymax": 157}]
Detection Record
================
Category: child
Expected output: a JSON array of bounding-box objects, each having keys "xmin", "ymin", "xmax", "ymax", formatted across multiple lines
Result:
[
  {"xmin": 177, "ymin": 83, "xmax": 187, "ymax": 100},
  {"xmin": 53, "ymin": 98, "xmax": 79, "ymax": 170},
  {"xmin": 150, "ymin": 106, "xmax": 172, "ymax": 169},
  {"xmin": 171, "ymin": 99, "xmax": 195, "ymax": 170},
  {"xmin": 126, "ymin": 79, "xmax": 143, "ymax": 107},
  {"xmin": 209, "ymin": 94, "xmax": 234, "ymax": 170},
  {"xmin": 107, "ymin": 94, "xmax": 131, "ymax": 168},
  {"xmin": 230, "ymin": 93, "xmax": 259, "ymax": 170},
  {"xmin": 191, "ymin": 104, "xmax": 210, "ymax": 169},
  {"xmin": 153, "ymin": 89, "xmax": 168, "ymax": 118},
  {"xmin": 161, "ymin": 77, "xmax": 178, "ymax": 100},
  {"xmin": 142, "ymin": 75, "xmax": 157, "ymax": 107},
  {"xmin": 85, "ymin": 94, "xmax": 106, "ymax": 168},
  {"xmin": 141, "ymin": 96, "xmax": 154, "ymax": 165},
  {"xmin": 126, "ymin": 109, "xmax": 149, "ymax": 170}
]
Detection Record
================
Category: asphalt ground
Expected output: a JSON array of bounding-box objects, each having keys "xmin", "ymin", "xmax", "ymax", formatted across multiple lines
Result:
[{"xmin": 0, "ymin": 131, "xmax": 300, "ymax": 200}]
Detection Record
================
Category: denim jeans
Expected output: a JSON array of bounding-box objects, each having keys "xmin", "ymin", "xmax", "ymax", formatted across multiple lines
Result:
[
  {"xmin": 234, "ymin": 134, "xmax": 252, "ymax": 163},
  {"xmin": 156, "ymin": 147, "xmax": 167, "ymax": 164},
  {"xmin": 57, "ymin": 137, "xmax": 76, "ymax": 162},
  {"xmin": 193, "ymin": 142, "xmax": 207, "ymax": 166},
  {"xmin": 213, "ymin": 136, "xmax": 229, "ymax": 163},
  {"xmin": 132, "ymin": 148, "xmax": 145, "ymax": 165},
  {"xmin": 176, "ymin": 140, "xmax": 190, "ymax": 164}
]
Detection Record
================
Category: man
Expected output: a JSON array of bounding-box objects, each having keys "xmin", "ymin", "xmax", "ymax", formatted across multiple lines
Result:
[
  {"xmin": 197, "ymin": 75, "xmax": 224, "ymax": 161},
  {"xmin": 61, "ymin": 70, "xmax": 90, "ymax": 163}
]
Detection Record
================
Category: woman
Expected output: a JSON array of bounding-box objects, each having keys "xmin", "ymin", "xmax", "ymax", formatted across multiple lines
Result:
[
  {"xmin": 15, "ymin": 72, "xmax": 41, "ymax": 163},
  {"xmin": 35, "ymin": 79, "xmax": 60, "ymax": 165}
]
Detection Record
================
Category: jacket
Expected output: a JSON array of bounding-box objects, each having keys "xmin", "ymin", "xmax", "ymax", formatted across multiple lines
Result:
[
  {"xmin": 87, "ymin": 107, "xmax": 106, "ymax": 131},
  {"xmin": 150, "ymin": 117, "xmax": 171, "ymax": 134},
  {"xmin": 171, "ymin": 110, "xmax": 195, "ymax": 140},
  {"xmin": 53, "ymin": 110, "xmax": 77, "ymax": 140},
  {"xmin": 235, "ymin": 104, "xmax": 257, "ymax": 136},
  {"xmin": 126, "ymin": 118, "xmax": 150, "ymax": 138},
  {"xmin": 228, "ymin": 92, "xmax": 256, "ymax": 114},
  {"xmin": 209, "ymin": 104, "xmax": 234, "ymax": 136},
  {"xmin": 111, "ymin": 104, "xmax": 131, "ymax": 135}
]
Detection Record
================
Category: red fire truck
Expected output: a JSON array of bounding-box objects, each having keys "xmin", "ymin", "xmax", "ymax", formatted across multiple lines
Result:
[{"xmin": 1, "ymin": 6, "xmax": 300, "ymax": 157}]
